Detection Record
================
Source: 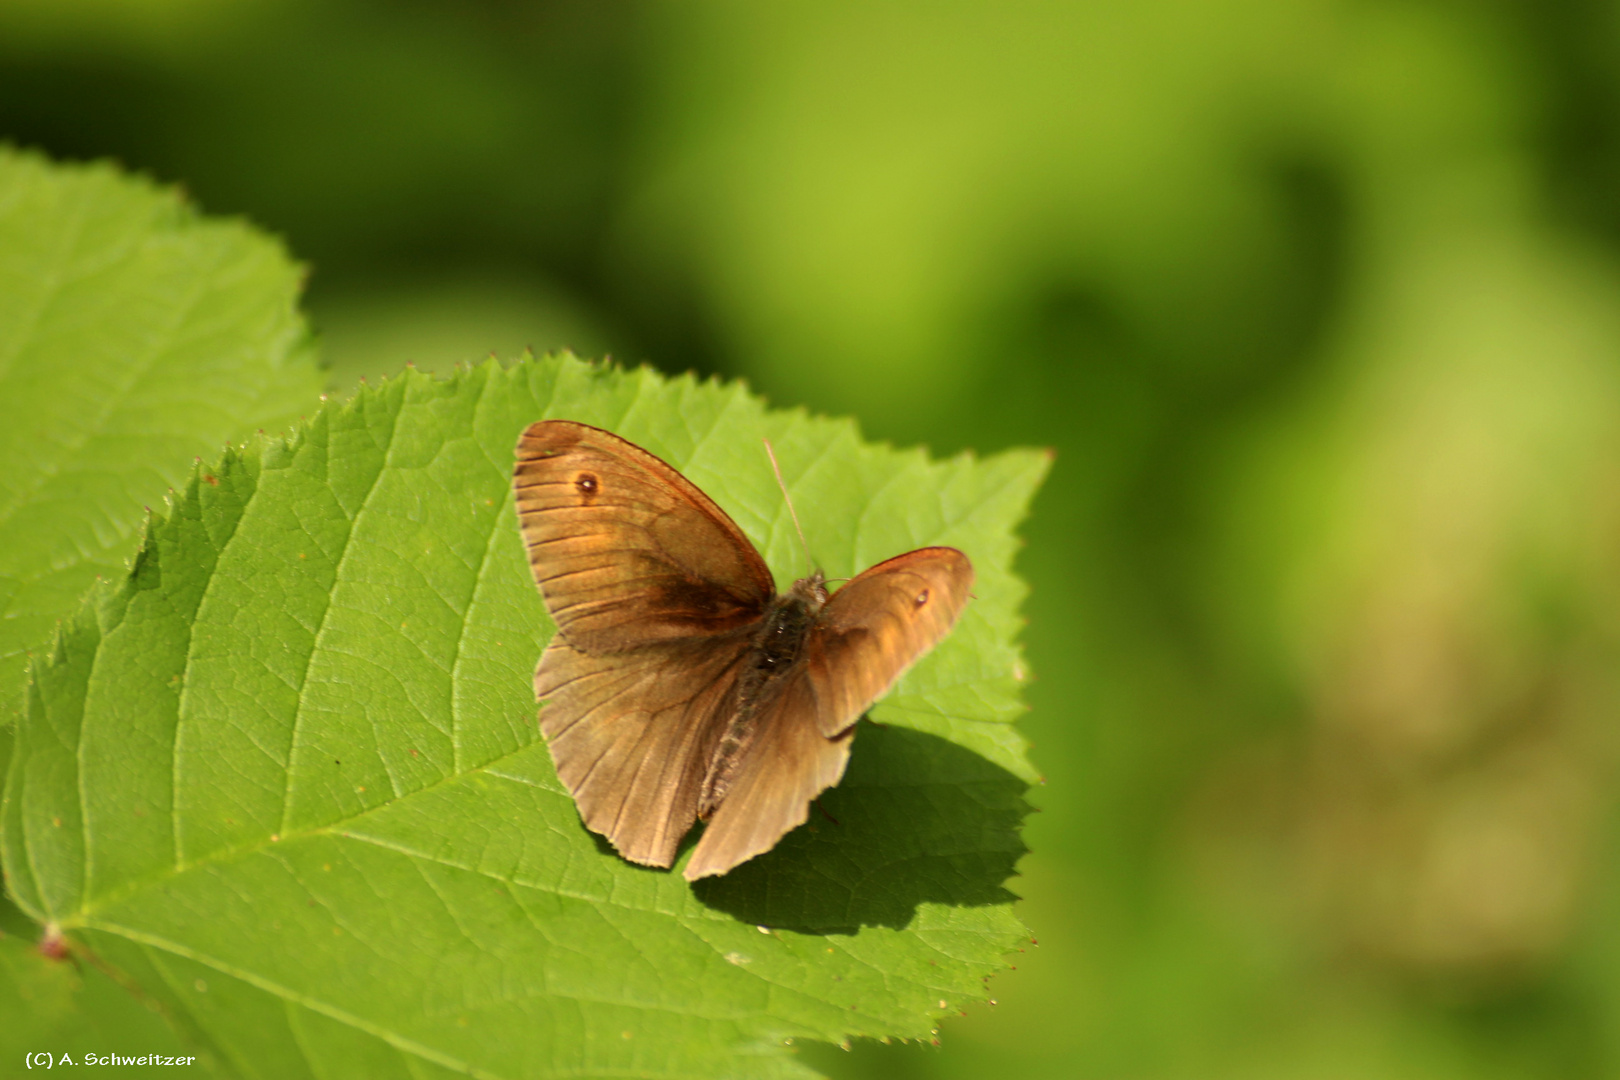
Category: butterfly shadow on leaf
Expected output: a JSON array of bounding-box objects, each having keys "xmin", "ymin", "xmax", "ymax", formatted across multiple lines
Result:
[{"xmin": 689, "ymin": 720, "xmax": 1031, "ymax": 935}]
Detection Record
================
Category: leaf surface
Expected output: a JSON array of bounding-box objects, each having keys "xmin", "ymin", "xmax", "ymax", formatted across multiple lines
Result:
[
  {"xmin": 0, "ymin": 148, "xmax": 324, "ymax": 720},
  {"xmin": 3, "ymin": 356, "xmax": 1047, "ymax": 1078},
  {"xmin": 0, "ymin": 893, "xmax": 221, "ymax": 1077}
]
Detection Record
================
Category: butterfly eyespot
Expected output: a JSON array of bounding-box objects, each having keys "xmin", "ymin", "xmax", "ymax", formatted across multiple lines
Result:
[
  {"xmin": 914, "ymin": 588, "xmax": 930, "ymax": 607},
  {"xmin": 575, "ymin": 474, "xmax": 599, "ymax": 496}
]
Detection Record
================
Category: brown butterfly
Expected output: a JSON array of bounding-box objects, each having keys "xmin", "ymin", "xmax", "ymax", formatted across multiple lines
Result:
[{"xmin": 513, "ymin": 420, "xmax": 974, "ymax": 880}]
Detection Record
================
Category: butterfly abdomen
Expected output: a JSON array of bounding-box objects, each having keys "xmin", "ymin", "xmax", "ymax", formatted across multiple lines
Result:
[{"xmin": 698, "ymin": 586, "xmax": 824, "ymax": 816}]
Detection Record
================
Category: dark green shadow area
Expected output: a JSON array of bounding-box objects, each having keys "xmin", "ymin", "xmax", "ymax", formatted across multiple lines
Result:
[
  {"xmin": 0, "ymin": 890, "xmax": 35, "ymax": 940},
  {"xmin": 692, "ymin": 721, "xmax": 1030, "ymax": 934}
]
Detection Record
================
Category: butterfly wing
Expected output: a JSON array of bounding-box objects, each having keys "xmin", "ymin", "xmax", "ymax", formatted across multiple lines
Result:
[
  {"xmin": 795, "ymin": 547, "xmax": 976, "ymax": 738},
  {"xmin": 513, "ymin": 420, "xmax": 776, "ymax": 653},
  {"xmin": 536, "ymin": 634, "xmax": 752, "ymax": 867},
  {"xmin": 684, "ymin": 547, "xmax": 974, "ymax": 880},
  {"xmin": 514, "ymin": 419, "xmax": 777, "ymax": 867}
]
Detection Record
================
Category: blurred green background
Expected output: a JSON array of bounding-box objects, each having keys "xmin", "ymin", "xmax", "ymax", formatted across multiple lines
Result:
[{"xmin": 6, "ymin": 1, "xmax": 1620, "ymax": 1076}]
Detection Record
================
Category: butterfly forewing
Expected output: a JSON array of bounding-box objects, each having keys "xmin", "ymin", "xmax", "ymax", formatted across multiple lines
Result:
[
  {"xmin": 514, "ymin": 421, "xmax": 776, "ymax": 653},
  {"xmin": 683, "ymin": 548, "xmax": 974, "ymax": 880},
  {"xmin": 801, "ymin": 548, "xmax": 975, "ymax": 737}
]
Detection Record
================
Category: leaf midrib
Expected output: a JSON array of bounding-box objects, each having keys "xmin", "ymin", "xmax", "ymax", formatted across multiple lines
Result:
[
  {"xmin": 120, "ymin": 925, "xmax": 513, "ymax": 1080},
  {"xmin": 75, "ymin": 814, "xmax": 965, "ymax": 1057},
  {"xmin": 65, "ymin": 718, "xmax": 555, "ymax": 926},
  {"xmin": 125, "ymin": 920, "xmax": 819, "ymax": 1080}
]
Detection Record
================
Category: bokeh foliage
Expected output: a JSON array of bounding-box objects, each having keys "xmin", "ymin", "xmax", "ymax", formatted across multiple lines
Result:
[{"xmin": 5, "ymin": 1, "xmax": 1620, "ymax": 1077}]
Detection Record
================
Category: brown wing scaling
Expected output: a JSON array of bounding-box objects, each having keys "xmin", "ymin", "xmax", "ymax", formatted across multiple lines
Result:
[
  {"xmin": 683, "ymin": 547, "xmax": 974, "ymax": 880},
  {"xmin": 537, "ymin": 632, "xmax": 754, "ymax": 868},
  {"xmin": 801, "ymin": 548, "xmax": 974, "ymax": 737},
  {"xmin": 683, "ymin": 664, "xmax": 855, "ymax": 881},
  {"xmin": 513, "ymin": 420, "xmax": 776, "ymax": 654}
]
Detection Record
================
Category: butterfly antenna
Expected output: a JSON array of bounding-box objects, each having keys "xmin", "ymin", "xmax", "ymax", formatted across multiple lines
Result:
[{"xmin": 763, "ymin": 436, "xmax": 814, "ymax": 575}]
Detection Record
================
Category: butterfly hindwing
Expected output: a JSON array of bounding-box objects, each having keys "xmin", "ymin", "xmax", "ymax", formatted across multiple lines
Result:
[
  {"xmin": 536, "ymin": 634, "xmax": 753, "ymax": 868},
  {"xmin": 682, "ymin": 666, "xmax": 855, "ymax": 881},
  {"xmin": 683, "ymin": 547, "xmax": 974, "ymax": 880}
]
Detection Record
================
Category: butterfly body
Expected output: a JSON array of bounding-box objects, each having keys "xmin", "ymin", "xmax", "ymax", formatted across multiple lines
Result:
[
  {"xmin": 701, "ymin": 571, "xmax": 829, "ymax": 814},
  {"xmin": 514, "ymin": 421, "xmax": 973, "ymax": 880}
]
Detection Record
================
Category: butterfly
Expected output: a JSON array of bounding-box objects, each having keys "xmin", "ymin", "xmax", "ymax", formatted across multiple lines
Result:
[{"xmin": 513, "ymin": 420, "xmax": 974, "ymax": 880}]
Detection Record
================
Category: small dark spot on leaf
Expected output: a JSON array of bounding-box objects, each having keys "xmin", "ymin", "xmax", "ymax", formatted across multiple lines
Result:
[{"xmin": 203, "ymin": 474, "xmax": 218, "ymax": 486}]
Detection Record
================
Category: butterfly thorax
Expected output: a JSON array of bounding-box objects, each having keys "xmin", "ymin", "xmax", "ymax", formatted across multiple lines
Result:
[{"xmin": 698, "ymin": 571, "xmax": 828, "ymax": 816}]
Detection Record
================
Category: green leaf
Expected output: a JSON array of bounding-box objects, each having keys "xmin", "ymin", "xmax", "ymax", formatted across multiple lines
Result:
[
  {"xmin": 0, "ymin": 147, "xmax": 325, "ymax": 721},
  {"xmin": 0, "ymin": 893, "xmax": 222, "ymax": 1076},
  {"xmin": 3, "ymin": 355, "xmax": 1047, "ymax": 1079}
]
